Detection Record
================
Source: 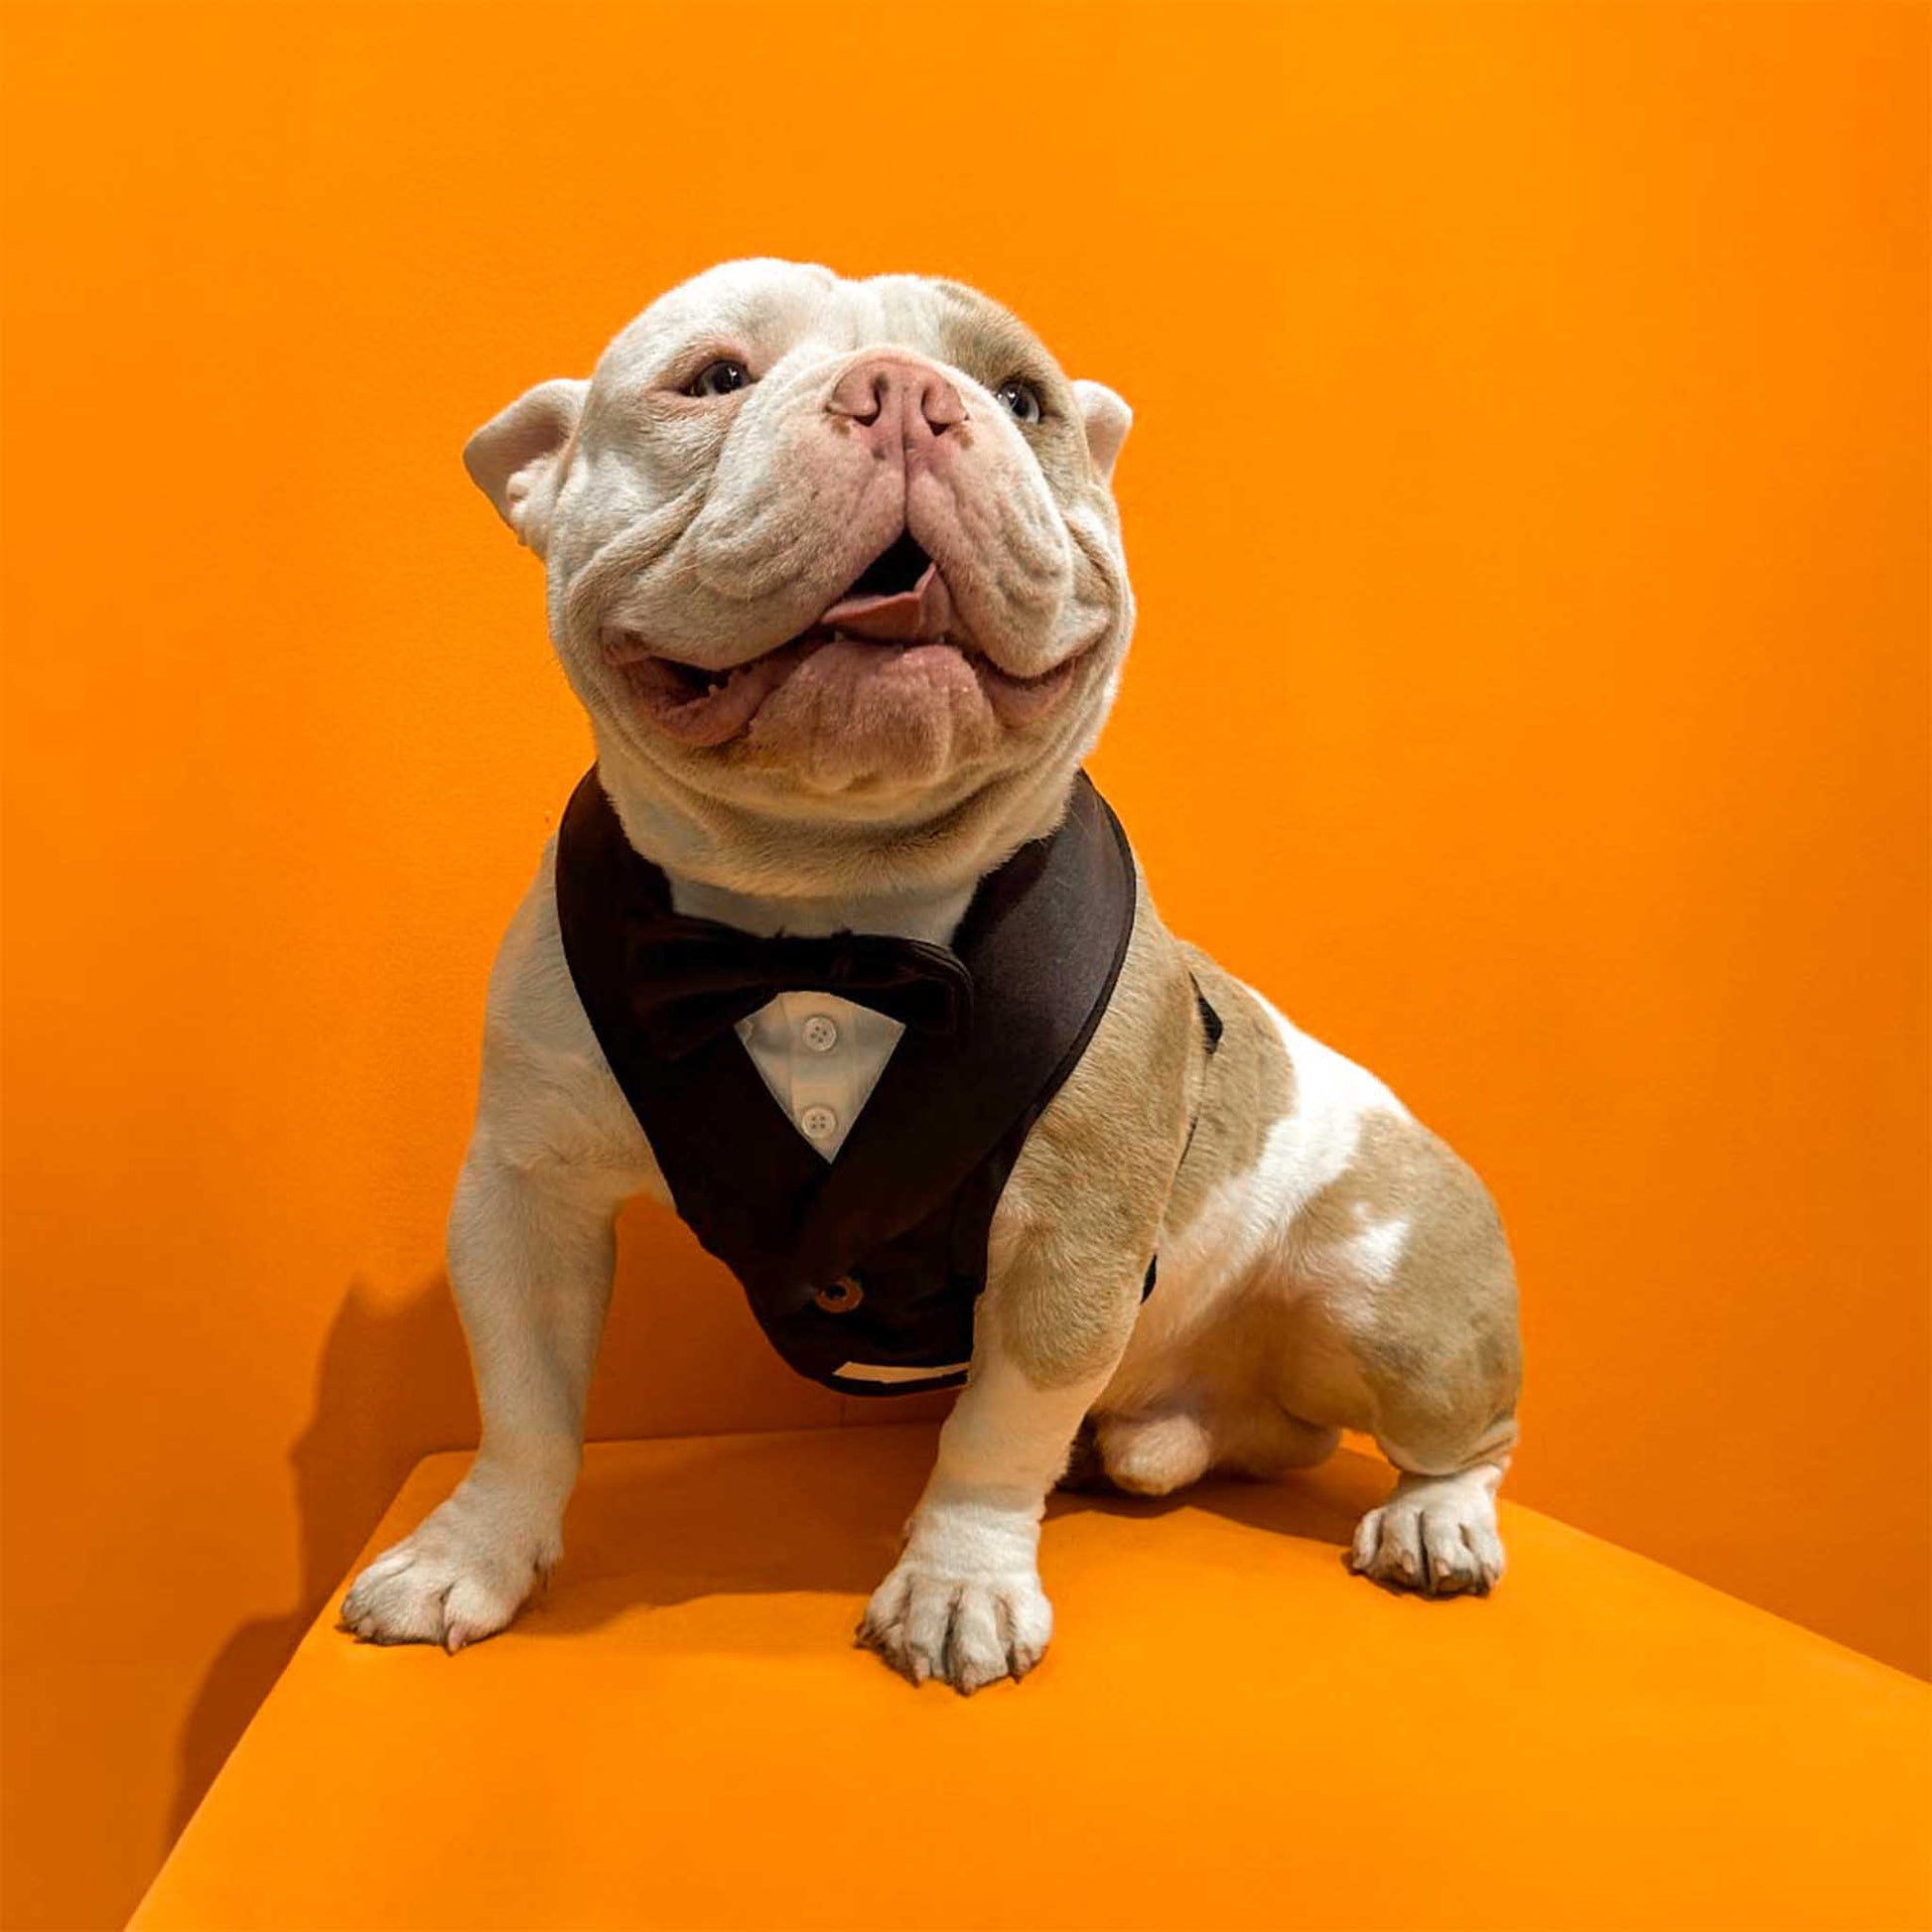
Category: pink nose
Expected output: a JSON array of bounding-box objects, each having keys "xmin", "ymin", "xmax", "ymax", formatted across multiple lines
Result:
[{"xmin": 825, "ymin": 352, "xmax": 967, "ymax": 451}]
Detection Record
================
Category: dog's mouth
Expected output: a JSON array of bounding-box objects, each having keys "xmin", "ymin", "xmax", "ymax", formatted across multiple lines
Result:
[
  {"xmin": 607, "ymin": 529, "xmax": 1080, "ymax": 747},
  {"xmin": 842, "ymin": 527, "xmax": 934, "ymax": 602}
]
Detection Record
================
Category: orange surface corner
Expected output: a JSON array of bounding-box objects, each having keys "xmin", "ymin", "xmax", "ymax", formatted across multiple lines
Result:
[{"xmin": 132, "ymin": 1427, "xmax": 1932, "ymax": 1932}]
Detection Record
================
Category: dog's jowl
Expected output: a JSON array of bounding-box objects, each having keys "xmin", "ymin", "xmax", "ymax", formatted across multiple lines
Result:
[{"xmin": 340, "ymin": 261, "xmax": 1522, "ymax": 1691}]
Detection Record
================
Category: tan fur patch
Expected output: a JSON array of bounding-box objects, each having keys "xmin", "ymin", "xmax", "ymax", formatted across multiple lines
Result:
[
  {"xmin": 1159, "ymin": 945, "xmax": 1298, "ymax": 1238},
  {"xmin": 925, "ymin": 281, "xmax": 1112, "ymax": 503},
  {"xmin": 1295, "ymin": 1112, "xmax": 1522, "ymax": 1472},
  {"xmin": 925, "ymin": 281, "xmax": 1052, "ymax": 391},
  {"xmin": 1073, "ymin": 943, "xmax": 1519, "ymax": 1491},
  {"xmin": 985, "ymin": 874, "xmax": 1200, "ymax": 1387}
]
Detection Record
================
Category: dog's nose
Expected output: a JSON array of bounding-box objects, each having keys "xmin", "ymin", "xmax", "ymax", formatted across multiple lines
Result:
[{"xmin": 826, "ymin": 352, "xmax": 966, "ymax": 450}]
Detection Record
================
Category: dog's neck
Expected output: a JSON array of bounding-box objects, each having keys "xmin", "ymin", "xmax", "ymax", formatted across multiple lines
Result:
[
  {"xmin": 663, "ymin": 869, "xmax": 974, "ymax": 945},
  {"xmin": 589, "ymin": 727, "xmax": 1082, "ymax": 939}
]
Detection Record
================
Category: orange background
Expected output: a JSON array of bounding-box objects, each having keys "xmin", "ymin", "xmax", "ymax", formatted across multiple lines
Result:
[{"xmin": 2, "ymin": 4, "xmax": 1925, "ymax": 1928}]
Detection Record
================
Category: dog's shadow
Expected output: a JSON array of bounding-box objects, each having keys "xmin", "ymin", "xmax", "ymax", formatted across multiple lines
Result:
[
  {"xmin": 168, "ymin": 1218, "xmax": 844, "ymax": 1837},
  {"xmin": 518, "ymin": 1421, "xmax": 1386, "ymax": 1641},
  {"xmin": 171, "ymin": 1266, "xmax": 1392, "ymax": 1839},
  {"xmin": 168, "ymin": 1275, "xmax": 480, "ymax": 1840}
]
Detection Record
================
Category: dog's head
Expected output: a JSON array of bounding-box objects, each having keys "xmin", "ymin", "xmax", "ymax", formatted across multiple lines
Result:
[{"xmin": 465, "ymin": 260, "xmax": 1134, "ymax": 895}]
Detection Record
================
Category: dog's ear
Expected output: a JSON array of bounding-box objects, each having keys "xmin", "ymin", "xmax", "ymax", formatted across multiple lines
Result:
[
  {"xmin": 462, "ymin": 377, "xmax": 589, "ymax": 556},
  {"xmin": 1072, "ymin": 379, "xmax": 1133, "ymax": 486}
]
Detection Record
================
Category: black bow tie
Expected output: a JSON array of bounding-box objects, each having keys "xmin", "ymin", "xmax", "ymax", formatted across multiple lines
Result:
[{"xmin": 622, "ymin": 913, "xmax": 975, "ymax": 1061}]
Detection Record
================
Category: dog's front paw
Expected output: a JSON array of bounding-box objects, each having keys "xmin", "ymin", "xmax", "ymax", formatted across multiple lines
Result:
[
  {"xmin": 341, "ymin": 1480, "xmax": 562, "ymax": 1653},
  {"xmin": 1349, "ymin": 1466, "xmax": 1505, "ymax": 1597},
  {"xmin": 859, "ymin": 1554, "xmax": 1052, "ymax": 1694}
]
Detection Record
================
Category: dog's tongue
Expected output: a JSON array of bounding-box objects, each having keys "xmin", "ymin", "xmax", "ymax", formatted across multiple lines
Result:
[{"xmin": 818, "ymin": 562, "xmax": 957, "ymax": 642}]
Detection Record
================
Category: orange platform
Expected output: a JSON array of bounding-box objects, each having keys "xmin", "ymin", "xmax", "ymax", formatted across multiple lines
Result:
[{"xmin": 133, "ymin": 1426, "xmax": 1931, "ymax": 1932}]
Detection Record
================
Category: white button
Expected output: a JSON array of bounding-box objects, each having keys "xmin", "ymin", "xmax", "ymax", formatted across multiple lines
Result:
[
  {"xmin": 800, "ymin": 1014, "xmax": 840, "ymax": 1054},
  {"xmin": 799, "ymin": 1103, "xmax": 839, "ymax": 1142}
]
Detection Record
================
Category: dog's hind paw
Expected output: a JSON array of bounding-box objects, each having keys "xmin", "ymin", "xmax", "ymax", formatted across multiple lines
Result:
[{"xmin": 1348, "ymin": 1465, "xmax": 1505, "ymax": 1597}]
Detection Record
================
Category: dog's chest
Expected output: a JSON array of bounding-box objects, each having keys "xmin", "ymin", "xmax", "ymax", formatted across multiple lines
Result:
[{"xmin": 553, "ymin": 769, "xmax": 1138, "ymax": 1396}]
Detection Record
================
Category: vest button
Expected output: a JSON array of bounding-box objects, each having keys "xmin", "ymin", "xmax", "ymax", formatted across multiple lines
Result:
[{"xmin": 814, "ymin": 1276, "xmax": 865, "ymax": 1314}]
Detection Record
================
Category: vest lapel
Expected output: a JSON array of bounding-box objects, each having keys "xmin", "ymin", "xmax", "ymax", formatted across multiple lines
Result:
[{"xmin": 789, "ymin": 780, "xmax": 1133, "ymax": 1288}]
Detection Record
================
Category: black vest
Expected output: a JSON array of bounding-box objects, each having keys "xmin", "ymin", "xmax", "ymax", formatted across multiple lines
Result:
[{"xmin": 554, "ymin": 768, "xmax": 1139, "ymax": 1395}]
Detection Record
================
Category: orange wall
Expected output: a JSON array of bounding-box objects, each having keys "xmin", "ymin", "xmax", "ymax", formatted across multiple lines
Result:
[{"xmin": 3, "ymin": 5, "xmax": 1925, "ymax": 1927}]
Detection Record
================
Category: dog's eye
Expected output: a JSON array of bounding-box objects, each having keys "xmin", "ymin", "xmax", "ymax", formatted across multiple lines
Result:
[
  {"xmin": 994, "ymin": 377, "xmax": 1043, "ymax": 425},
  {"xmin": 684, "ymin": 358, "xmax": 752, "ymax": 399}
]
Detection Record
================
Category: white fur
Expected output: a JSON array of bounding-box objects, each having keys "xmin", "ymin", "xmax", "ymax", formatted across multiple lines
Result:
[
  {"xmin": 344, "ymin": 261, "xmax": 1513, "ymax": 1688},
  {"xmin": 1327, "ymin": 1212, "xmax": 1412, "ymax": 1289}
]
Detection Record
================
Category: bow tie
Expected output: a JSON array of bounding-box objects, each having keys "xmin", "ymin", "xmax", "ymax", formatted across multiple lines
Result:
[{"xmin": 623, "ymin": 913, "xmax": 975, "ymax": 1061}]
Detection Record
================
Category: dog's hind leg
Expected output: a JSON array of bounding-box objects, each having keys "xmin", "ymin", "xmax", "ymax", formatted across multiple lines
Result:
[{"xmin": 1275, "ymin": 1109, "xmax": 1522, "ymax": 1596}]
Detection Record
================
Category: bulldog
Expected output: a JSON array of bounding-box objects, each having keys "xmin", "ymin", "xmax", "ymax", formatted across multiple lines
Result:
[{"xmin": 341, "ymin": 260, "xmax": 1522, "ymax": 1691}]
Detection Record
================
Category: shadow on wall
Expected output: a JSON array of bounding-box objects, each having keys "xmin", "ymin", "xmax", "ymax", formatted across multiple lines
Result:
[
  {"xmin": 167, "ymin": 1278, "xmax": 478, "ymax": 1842},
  {"xmin": 167, "ymin": 1214, "xmax": 952, "ymax": 1848}
]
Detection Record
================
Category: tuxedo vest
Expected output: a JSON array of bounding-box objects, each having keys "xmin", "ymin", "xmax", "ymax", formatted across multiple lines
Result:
[{"xmin": 554, "ymin": 768, "xmax": 1140, "ymax": 1395}]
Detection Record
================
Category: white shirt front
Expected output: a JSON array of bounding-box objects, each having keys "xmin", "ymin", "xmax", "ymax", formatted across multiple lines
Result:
[{"xmin": 732, "ymin": 991, "xmax": 903, "ymax": 1161}]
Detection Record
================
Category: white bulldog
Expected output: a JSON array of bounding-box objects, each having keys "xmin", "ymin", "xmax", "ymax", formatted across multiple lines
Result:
[{"xmin": 342, "ymin": 260, "xmax": 1521, "ymax": 1691}]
